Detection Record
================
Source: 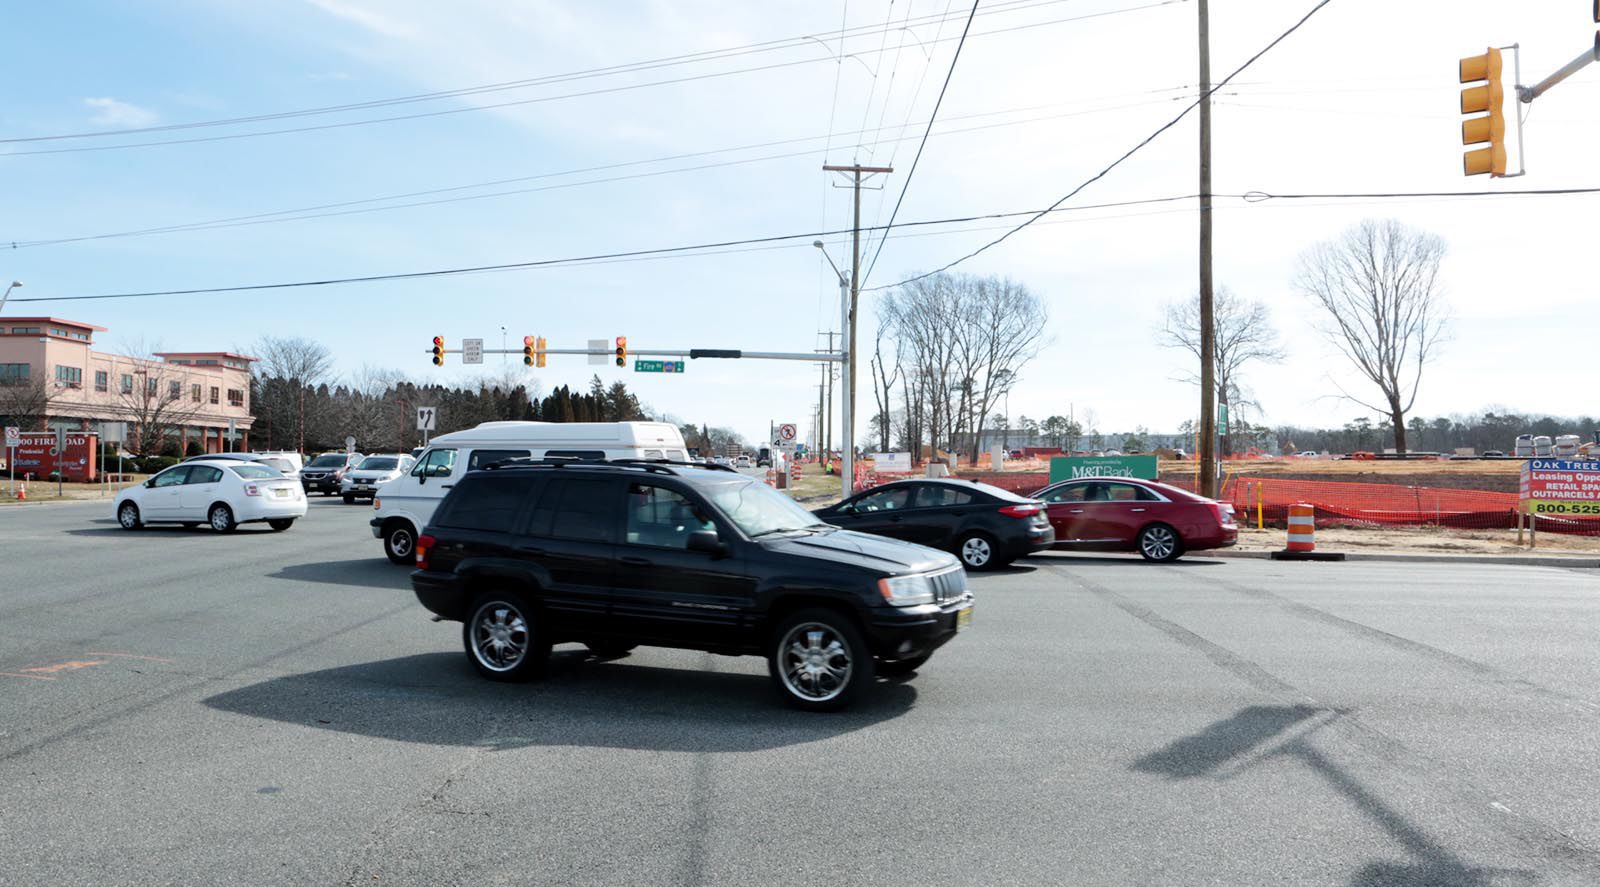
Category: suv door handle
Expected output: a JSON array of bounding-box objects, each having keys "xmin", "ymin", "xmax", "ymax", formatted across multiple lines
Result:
[
  {"xmin": 619, "ymin": 556, "xmax": 652, "ymax": 567},
  {"xmin": 516, "ymin": 545, "xmax": 546, "ymax": 556},
  {"xmin": 440, "ymin": 484, "xmax": 454, "ymax": 489}
]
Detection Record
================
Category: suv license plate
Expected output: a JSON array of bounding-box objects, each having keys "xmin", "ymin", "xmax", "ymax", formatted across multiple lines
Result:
[{"xmin": 956, "ymin": 607, "xmax": 973, "ymax": 630}]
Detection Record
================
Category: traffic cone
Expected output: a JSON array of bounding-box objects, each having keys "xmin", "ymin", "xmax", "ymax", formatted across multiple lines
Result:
[{"xmin": 16, "ymin": 482, "xmax": 25, "ymax": 501}]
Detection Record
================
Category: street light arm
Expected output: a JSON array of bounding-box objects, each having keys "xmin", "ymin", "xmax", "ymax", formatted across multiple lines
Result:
[{"xmin": 812, "ymin": 242, "xmax": 848, "ymax": 285}]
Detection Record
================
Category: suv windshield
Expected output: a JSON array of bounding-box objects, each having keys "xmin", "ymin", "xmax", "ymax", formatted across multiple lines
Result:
[
  {"xmin": 308, "ymin": 454, "xmax": 347, "ymax": 467},
  {"xmin": 706, "ymin": 479, "xmax": 826, "ymax": 537},
  {"xmin": 358, "ymin": 457, "xmax": 398, "ymax": 471}
]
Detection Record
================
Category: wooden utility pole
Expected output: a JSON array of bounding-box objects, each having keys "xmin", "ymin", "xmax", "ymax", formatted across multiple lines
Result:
[
  {"xmin": 1197, "ymin": 0, "xmax": 1218, "ymax": 498},
  {"xmin": 823, "ymin": 163, "xmax": 892, "ymax": 492}
]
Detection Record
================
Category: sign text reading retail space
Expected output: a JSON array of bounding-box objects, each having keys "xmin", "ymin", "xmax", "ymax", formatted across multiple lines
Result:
[{"xmin": 1520, "ymin": 459, "xmax": 1600, "ymax": 516}]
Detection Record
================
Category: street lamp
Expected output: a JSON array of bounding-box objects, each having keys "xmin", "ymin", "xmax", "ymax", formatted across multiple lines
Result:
[
  {"xmin": 813, "ymin": 241, "xmax": 853, "ymax": 499},
  {"xmin": 0, "ymin": 280, "xmax": 22, "ymax": 314}
]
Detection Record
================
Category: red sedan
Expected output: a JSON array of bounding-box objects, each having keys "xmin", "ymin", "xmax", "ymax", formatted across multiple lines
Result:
[{"xmin": 1030, "ymin": 476, "xmax": 1237, "ymax": 562}]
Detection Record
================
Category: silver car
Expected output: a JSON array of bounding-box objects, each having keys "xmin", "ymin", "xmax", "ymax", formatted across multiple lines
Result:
[{"xmin": 340, "ymin": 454, "xmax": 415, "ymax": 504}]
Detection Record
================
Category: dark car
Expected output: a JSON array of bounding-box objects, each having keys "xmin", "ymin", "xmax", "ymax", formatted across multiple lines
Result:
[
  {"xmin": 812, "ymin": 478, "xmax": 1055, "ymax": 571},
  {"xmin": 299, "ymin": 451, "xmax": 364, "ymax": 496},
  {"xmin": 410, "ymin": 460, "xmax": 974, "ymax": 711},
  {"xmin": 1032, "ymin": 476, "xmax": 1237, "ymax": 562}
]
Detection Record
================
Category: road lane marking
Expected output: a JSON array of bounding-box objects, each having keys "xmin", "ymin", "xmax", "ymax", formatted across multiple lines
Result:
[
  {"xmin": 87, "ymin": 652, "xmax": 176, "ymax": 663},
  {"xmin": 20, "ymin": 659, "xmax": 105, "ymax": 675},
  {"xmin": 0, "ymin": 671, "xmax": 57, "ymax": 681}
]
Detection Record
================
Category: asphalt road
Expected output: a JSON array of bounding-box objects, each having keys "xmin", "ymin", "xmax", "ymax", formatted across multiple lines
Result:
[{"xmin": 3, "ymin": 497, "xmax": 1600, "ymax": 886}]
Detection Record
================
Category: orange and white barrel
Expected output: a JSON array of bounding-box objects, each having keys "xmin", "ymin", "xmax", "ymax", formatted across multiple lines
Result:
[{"xmin": 1286, "ymin": 503, "xmax": 1315, "ymax": 551}]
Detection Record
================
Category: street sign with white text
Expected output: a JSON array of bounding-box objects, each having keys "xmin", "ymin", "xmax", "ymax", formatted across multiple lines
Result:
[
  {"xmin": 635, "ymin": 359, "xmax": 686, "ymax": 373},
  {"xmin": 461, "ymin": 338, "xmax": 484, "ymax": 365},
  {"xmin": 1521, "ymin": 459, "xmax": 1600, "ymax": 516}
]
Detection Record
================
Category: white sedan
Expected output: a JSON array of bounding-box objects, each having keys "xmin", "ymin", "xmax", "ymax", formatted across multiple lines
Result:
[{"xmin": 114, "ymin": 459, "xmax": 307, "ymax": 533}]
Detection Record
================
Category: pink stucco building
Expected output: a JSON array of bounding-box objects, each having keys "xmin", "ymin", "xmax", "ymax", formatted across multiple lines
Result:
[{"xmin": 0, "ymin": 316, "xmax": 256, "ymax": 453}]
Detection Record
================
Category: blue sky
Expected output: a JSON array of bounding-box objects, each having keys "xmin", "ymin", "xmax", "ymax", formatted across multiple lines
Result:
[{"xmin": 5, "ymin": 0, "xmax": 1599, "ymax": 446}]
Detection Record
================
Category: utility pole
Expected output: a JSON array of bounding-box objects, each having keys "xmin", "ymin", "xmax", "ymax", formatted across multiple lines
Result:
[
  {"xmin": 823, "ymin": 163, "xmax": 892, "ymax": 494},
  {"xmin": 819, "ymin": 330, "xmax": 838, "ymax": 453},
  {"xmin": 1196, "ymin": 0, "xmax": 1218, "ymax": 499}
]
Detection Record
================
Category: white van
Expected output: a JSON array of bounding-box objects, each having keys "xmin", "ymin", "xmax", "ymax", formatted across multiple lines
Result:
[{"xmin": 369, "ymin": 421, "xmax": 689, "ymax": 563}]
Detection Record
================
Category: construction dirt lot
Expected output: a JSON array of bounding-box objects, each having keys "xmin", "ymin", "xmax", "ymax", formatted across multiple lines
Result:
[{"xmin": 1159, "ymin": 456, "xmax": 1527, "ymax": 493}]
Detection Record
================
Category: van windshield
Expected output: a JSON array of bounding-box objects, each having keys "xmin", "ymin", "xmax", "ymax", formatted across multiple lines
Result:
[{"xmin": 706, "ymin": 480, "xmax": 827, "ymax": 537}]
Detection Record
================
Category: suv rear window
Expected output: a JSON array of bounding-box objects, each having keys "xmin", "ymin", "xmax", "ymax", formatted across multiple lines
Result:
[{"xmin": 434, "ymin": 475, "xmax": 541, "ymax": 532}]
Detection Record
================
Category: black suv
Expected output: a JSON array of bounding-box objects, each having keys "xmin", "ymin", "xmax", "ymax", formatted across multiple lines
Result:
[{"xmin": 411, "ymin": 460, "xmax": 973, "ymax": 711}]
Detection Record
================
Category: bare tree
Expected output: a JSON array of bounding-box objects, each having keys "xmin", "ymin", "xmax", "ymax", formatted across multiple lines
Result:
[
  {"xmin": 1161, "ymin": 285, "xmax": 1285, "ymax": 454},
  {"xmin": 880, "ymin": 273, "xmax": 1049, "ymax": 464},
  {"xmin": 1295, "ymin": 219, "xmax": 1448, "ymax": 454},
  {"xmin": 869, "ymin": 321, "xmax": 902, "ymax": 453},
  {"xmin": 107, "ymin": 343, "xmax": 207, "ymax": 456},
  {"xmin": 0, "ymin": 375, "xmax": 50, "ymax": 430}
]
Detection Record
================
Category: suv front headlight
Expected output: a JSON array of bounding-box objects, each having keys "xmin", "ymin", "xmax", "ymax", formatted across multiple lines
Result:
[{"xmin": 877, "ymin": 574, "xmax": 935, "ymax": 607}]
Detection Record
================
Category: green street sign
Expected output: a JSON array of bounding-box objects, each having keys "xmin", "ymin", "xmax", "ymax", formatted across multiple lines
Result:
[
  {"xmin": 1049, "ymin": 455, "xmax": 1159, "ymax": 484},
  {"xmin": 634, "ymin": 359, "xmax": 685, "ymax": 374}
]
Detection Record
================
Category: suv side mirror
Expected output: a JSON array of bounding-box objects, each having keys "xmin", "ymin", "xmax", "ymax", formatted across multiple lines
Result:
[{"xmin": 686, "ymin": 530, "xmax": 728, "ymax": 558}]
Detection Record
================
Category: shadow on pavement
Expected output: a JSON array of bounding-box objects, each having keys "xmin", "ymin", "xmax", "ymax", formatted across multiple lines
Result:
[
  {"xmin": 66, "ymin": 524, "xmax": 278, "ymax": 537},
  {"xmin": 1134, "ymin": 706, "xmax": 1541, "ymax": 887},
  {"xmin": 1029, "ymin": 553, "xmax": 1226, "ymax": 567},
  {"xmin": 271, "ymin": 559, "xmax": 412, "ymax": 590},
  {"xmin": 203, "ymin": 650, "xmax": 916, "ymax": 752}
]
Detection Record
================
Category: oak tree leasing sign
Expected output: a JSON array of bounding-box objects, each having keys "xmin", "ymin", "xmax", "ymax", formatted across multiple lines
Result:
[{"xmin": 1520, "ymin": 459, "xmax": 1600, "ymax": 516}]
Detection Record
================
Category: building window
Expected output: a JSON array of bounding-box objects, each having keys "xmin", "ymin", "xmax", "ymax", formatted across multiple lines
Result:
[
  {"xmin": 49, "ymin": 327, "xmax": 68, "ymax": 338},
  {"xmin": 0, "ymin": 363, "xmax": 29, "ymax": 385},
  {"xmin": 121, "ymin": 374, "xmax": 133, "ymax": 394},
  {"xmin": 54, "ymin": 365, "xmax": 83, "ymax": 388},
  {"xmin": 191, "ymin": 384, "xmax": 201, "ymax": 402},
  {"xmin": 95, "ymin": 370, "xmax": 108, "ymax": 392},
  {"xmin": 147, "ymin": 378, "xmax": 158, "ymax": 395},
  {"xmin": 71, "ymin": 331, "xmax": 90, "ymax": 342},
  {"xmin": 169, "ymin": 380, "xmax": 181, "ymax": 399},
  {"xmin": 209, "ymin": 386, "xmax": 219, "ymax": 405},
  {"xmin": 169, "ymin": 359, "xmax": 191, "ymax": 365},
  {"xmin": 227, "ymin": 388, "xmax": 244, "ymax": 408},
  {"xmin": 11, "ymin": 327, "xmax": 39, "ymax": 334}
]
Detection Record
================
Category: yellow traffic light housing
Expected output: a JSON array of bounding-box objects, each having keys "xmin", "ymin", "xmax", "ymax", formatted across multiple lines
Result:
[
  {"xmin": 536, "ymin": 336, "xmax": 547, "ymax": 368},
  {"xmin": 431, "ymin": 336, "xmax": 445, "ymax": 366},
  {"xmin": 523, "ymin": 335, "xmax": 535, "ymax": 366},
  {"xmin": 1459, "ymin": 47, "xmax": 1507, "ymax": 176},
  {"xmin": 615, "ymin": 336, "xmax": 628, "ymax": 368}
]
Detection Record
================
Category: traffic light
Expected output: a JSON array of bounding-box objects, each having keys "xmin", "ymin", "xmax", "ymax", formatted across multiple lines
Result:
[
  {"xmin": 536, "ymin": 336, "xmax": 547, "ymax": 368},
  {"xmin": 523, "ymin": 335, "xmax": 535, "ymax": 366},
  {"xmin": 1459, "ymin": 47, "xmax": 1506, "ymax": 176},
  {"xmin": 615, "ymin": 336, "xmax": 628, "ymax": 368},
  {"xmin": 431, "ymin": 336, "xmax": 445, "ymax": 366}
]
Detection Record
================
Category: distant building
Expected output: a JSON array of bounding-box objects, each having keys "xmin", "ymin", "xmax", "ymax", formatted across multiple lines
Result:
[{"xmin": 0, "ymin": 316, "xmax": 255, "ymax": 454}]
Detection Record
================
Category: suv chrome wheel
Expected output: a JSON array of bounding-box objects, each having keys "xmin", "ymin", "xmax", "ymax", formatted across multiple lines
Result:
[
  {"xmin": 470, "ymin": 601, "xmax": 529, "ymax": 673},
  {"xmin": 1138, "ymin": 524, "xmax": 1179, "ymax": 562},
  {"xmin": 769, "ymin": 609, "xmax": 873, "ymax": 711}
]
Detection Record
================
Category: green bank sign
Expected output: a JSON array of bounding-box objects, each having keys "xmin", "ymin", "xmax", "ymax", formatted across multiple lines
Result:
[{"xmin": 1049, "ymin": 455, "xmax": 1159, "ymax": 483}]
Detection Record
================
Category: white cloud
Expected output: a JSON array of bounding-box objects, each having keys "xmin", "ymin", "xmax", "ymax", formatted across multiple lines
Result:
[
  {"xmin": 304, "ymin": 0, "xmax": 417, "ymax": 39},
  {"xmin": 84, "ymin": 97, "xmax": 158, "ymax": 128}
]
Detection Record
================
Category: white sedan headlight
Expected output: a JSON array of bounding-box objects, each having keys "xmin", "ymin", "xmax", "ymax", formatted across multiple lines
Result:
[{"xmin": 877, "ymin": 574, "xmax": 935, "ymax": 607}]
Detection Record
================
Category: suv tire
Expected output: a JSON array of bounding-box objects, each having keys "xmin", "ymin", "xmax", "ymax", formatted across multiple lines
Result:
[
  {"xmin": 768, "ymin": 608, "xmax": 873, "ymax": 712},
  {"xmin": 384, "ymin": 522, "xmax": 416, "ymax": 565},
  {"xmin": 342, "ymin": 493, "xmax": 355, "ymax": 505},
  {"xmin": 463, "ymin": 591, "xmax": 549, "ymax": 682}
]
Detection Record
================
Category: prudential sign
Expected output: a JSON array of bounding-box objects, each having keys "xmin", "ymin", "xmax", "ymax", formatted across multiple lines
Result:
[{"xmin": 1049, "ymin": 455, "xmax": 1159, "ymax": 484}]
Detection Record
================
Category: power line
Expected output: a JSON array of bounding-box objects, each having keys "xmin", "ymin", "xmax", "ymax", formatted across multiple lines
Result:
[
  {"xmin": 858, "ymin": 0, "xmax": 980, "ymax": 289},
  {"xmin": 2, "ymin": 1, "xmax": 1153, "ymax": 157},
  {"xmin": 8, "ymin": 94, "xmax": 1192, "ymax": 249},
  {"xmin": 9, "ymin": 195, "xmax": 1203, "ymax": 304},
  {"xmin": 864, "ymin": 0, "xmax": 1336, "ymax": 292},
  {"xmin": 2, "ymin": 0, "xmax": 1065, "ymax": 146}
]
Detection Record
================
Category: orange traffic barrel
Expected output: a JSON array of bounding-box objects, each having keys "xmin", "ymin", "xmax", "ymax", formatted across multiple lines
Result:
[{"xmin": 1286, "ymin": 503, "xmax": 1315, "ymax": 551}]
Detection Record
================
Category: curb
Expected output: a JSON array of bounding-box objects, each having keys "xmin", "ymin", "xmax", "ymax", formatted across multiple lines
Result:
[{"xmin": 1211, "ymin": 549, "xmax": 1600, "ymax": 568}]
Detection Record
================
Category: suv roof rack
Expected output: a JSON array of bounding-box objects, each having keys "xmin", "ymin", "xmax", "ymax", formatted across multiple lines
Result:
[{"xmin": 480, "ymin": 456, "xmax": 739, "ymax": 476}]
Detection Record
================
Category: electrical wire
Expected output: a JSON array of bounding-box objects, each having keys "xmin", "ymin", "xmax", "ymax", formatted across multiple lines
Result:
[
  {"xmin": 8, "ymin": 93, "xmax": 1194, "ymax": 249},
  {"xmin": 864, "ymin": 0, "xmax": 1336, "ymax": 292},
  {"xmin": 1, "ymin": 1, "xmax": 1159, "ymax": 157},
  {"xmin": 857, "ymin": 0, "xmax": 980, "ymax": 289}
]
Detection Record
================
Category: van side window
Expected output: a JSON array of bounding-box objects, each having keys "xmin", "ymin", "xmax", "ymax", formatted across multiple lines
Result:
[
  {"xmin": 544, "ymin": 449, "xmax": 606, "ymax": 461},
  {"xmin": 466, "ymin": 449, "xmax": 530, "ymax": 471},
  {"xmin": 413, "ymin": 449, "xmax": 456, "ymax": 477},
  {"xmin": 544, "ymin": 478, "xmax": 618, "ymax": 543}
]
